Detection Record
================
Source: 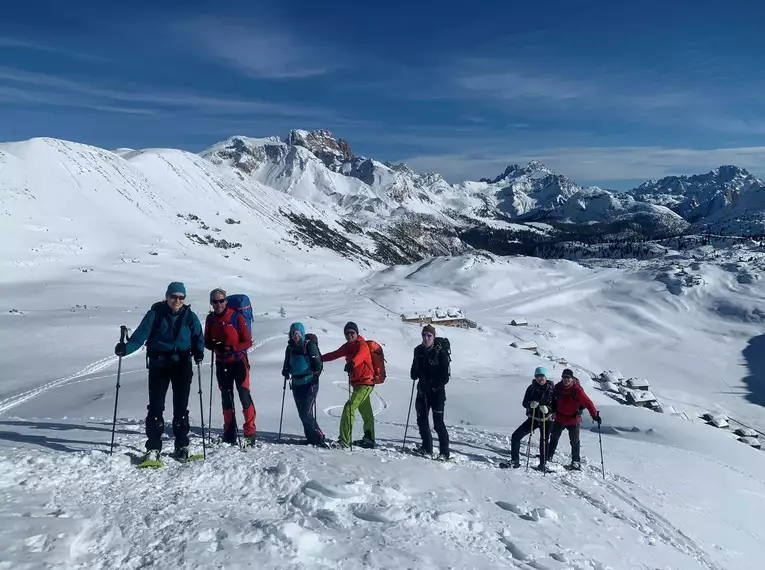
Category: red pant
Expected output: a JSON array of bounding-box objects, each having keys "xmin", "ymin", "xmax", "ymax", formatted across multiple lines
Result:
[{"xmin": 216, "ymin": 357, "xmax": 256, "ymax": 439}]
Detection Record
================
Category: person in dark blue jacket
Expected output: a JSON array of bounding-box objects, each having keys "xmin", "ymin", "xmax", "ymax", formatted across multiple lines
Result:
[
  {"xmin": 115, "ymin": 282, "xmax": 205, "ymax": 462},
  {"xmin": 282, "ymin": 322, "xmax": 326, "ymax": 447}
]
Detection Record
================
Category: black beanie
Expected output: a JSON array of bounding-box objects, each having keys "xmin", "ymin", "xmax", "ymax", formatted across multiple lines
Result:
[
  {"xmin": 344, "ymin": 321, "xmax": 359, "ymax": 334},
  {"xmin": 562, "ymin": 368, "xmax": 574, "ymax": 377}
]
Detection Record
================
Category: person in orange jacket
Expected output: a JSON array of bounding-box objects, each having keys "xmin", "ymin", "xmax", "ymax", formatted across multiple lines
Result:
[{"xmin": 321, "ymin": 321, "xmax": 375, "ymax": 448}]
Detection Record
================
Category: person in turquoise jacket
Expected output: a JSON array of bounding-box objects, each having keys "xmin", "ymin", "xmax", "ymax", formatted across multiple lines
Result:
[
  {"xmin": 281, "ymin": 322, "xmax": 326, "ymax": 447},
  {"xmin": 115, "ymin": 282, "xmax": 205, "ymax": 462}
]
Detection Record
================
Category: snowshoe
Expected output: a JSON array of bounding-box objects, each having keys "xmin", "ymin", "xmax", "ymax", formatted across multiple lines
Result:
[
  {"xmin": 139, "ymin": 450, "xmax": 163, "ymax": 469},
  {"xmin": 565, "ymin": 462, "xmax": 582, "ymax": 471},
  {"xmin": 174, "ymin": 447, "xmax": 189, "ymax": 461},
  {"xmin": 243, "ymin": 435, "xmax": 256, "ymax": 448},
  {"xmin": 498, "ymin": 460, "xmax": 520, "ymax": 469},
  {"xmin": 353, "ymin": 436, "xmax": 376, "ymax": 449},
  {"xmin": 435, "ymin": 454, "xmax": 450, "ymax": 462}
]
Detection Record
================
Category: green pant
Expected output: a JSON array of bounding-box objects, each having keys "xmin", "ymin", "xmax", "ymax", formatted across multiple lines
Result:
[{"xmin": 339, "ymin": 385, "xmax": 375, "ymax": 446}]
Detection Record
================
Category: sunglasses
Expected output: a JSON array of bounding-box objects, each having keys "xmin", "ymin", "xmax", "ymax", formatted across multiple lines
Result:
[
  {"xmin": 169, "ymin": 294, "xmax": 186, "ymax": 301},
  {"xmin": 344, "ymin": 331, "xmax": 357, "ymax": 337},
  {"xmin": 422, "ymin": 333, "xmax": 433, "ymax": 338},
  {"xmin": 535, "ymin": 374, "xmax": 546, "ymax": 379},
  {"xmin": 562, "ymin": 375, "xmax": 573, "ymax": 379},
  {"xmin": 211, "ymin": 299, "xmax": 226, "ymax": 305}
]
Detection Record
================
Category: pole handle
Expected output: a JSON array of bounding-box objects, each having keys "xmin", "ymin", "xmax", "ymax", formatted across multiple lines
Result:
[{"xmin": 119, "ymin": 325, "xmax": 128, "ymax": 343}]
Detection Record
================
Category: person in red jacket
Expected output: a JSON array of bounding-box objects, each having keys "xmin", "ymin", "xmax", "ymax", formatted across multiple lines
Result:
[
  {"xmin": 204, "ymin": 288, "xmax": 255, "ymax": 445},
  {"xmin": 547, "ymin": 369, "xmax": 601, "ymax": 470},
  {"xmin": 321, "ymin": 321, "xmax": 376, "ymax": 449}
]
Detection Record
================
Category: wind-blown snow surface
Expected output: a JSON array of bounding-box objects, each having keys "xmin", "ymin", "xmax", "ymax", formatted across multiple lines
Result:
[{"xmin": 3, "ymin": 138, "xmax": 765, "ymax": 568}]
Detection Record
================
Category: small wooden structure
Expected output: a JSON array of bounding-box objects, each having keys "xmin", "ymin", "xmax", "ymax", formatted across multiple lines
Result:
[
  {"xmin": 401, "ymin": 306, "xmax": 476, "ymax": 329},
  {"xmin": 510, "ymin": 318, "xmax": 528, "ymax": 326}
]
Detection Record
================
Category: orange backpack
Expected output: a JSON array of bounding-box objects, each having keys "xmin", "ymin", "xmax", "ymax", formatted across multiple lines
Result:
[{"xmin": 366, "ymin": 340, "xmax": 386, "ymax": 384}]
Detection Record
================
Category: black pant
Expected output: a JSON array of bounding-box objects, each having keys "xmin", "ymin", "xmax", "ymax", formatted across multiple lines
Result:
[
  {"xmin": 292, "ymin": 378, "xmax": 325, "ymax": 446},
  {"xmin": 415, "ymin": 385, "xmax": 449, "ymax": 457},
  {"xmin": 547, "ymin": 422, "xmax": 581, "ymax": 462},
  {"xmin": 146, "ymin": 357, "xmax": 192, "ymax": 451},
  {"xmin": 510, "ymin": 416, "xmax": 551, "ymax": 466}
]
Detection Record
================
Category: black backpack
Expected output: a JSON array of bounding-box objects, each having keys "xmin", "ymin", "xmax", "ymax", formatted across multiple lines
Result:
[
  {"xmin": 303, "ymin": 333, "xmax": 323, "ymax": 375},
  {"xmin": 434, "ymin": 337, "xmax": 451, "ymax": 379}
]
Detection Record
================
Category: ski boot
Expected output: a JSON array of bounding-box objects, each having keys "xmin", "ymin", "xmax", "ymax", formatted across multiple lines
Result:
[
  {"xmin": 173, "ymin": 446, "xmax": 189, "ymax": 461},
  {"xmin": 354, "ymin": 434, "xmax": 376, "ymax": 449},
  {"xmin": 139, "ymin": 449, "xmax": 163, "ymax": 469},
  {"xmin": 566, "ymin": 461, "xmax": 581, "ymax": 471},
  {"xmin": 243, "ymin": 435, "xmax": 256, "ymax": 448}
]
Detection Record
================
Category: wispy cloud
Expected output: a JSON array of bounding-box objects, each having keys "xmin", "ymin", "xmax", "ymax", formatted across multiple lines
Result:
[
  {"xmin": 0, "ymin": 66, "xmax": 335, "ymax": 118},
  {"xmin": 0, "ymin": 36, "xmax": 111, "ymax": 62},
  {"xmin": 400, "ymin": 146, "xmax": 765, "ymax": 187},
  {"xmin": 0, "ymin": 85, "xmax": 157, "ymax": 114},
  {"xmin": 174, "ymin": 17, "xmax": 342, "ymax": 79}
]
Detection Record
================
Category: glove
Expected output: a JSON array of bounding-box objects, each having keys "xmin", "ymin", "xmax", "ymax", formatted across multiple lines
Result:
[
  {"xmin": 222, "ymin": 345, "xmax": 234, "ymax": 354},
  {"xmin": 194, "ymin": 353, "xmax": 204, "ymax": 364},
  {"xmin": 529, "ymin": 401, "xmax": 539, "ymax": 409},
  {"xmin": 114, "ymin": 342, "xmax": 127, "ymax": 357},
  {"xmin": 344, "ymin": 361, "xmax": 354, "ymax": 374},
  {"xmin": 539, "ymin": 404, "xmax": 549, "ymax": 415},
  {"xmin": 595, "ymin": 411, "xmax": 602, "ymax": 425},
  {"xmin": 211, "ymin": 339, "xmax": 223, "ymax": 349}
]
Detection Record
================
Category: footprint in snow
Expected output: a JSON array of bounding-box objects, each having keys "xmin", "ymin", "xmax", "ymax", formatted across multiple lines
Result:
[
  {"xmin": 496, "ymin": 501, "xmax": 559, "ymax": 522},
  {"xmin": 352, "ymin": 506, "xmax": 408, "ymax": 523},
  {"xmin": 301, "ymin": 480, "xmax": 362, "ymax": 500}
]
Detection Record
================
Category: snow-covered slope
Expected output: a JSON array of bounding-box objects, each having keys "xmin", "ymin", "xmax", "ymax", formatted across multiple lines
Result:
[{"xmin": 2, "ymin": 245, "xmax": 765, "ymax": 568}]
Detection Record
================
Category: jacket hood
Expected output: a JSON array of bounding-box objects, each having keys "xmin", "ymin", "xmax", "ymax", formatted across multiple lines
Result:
[{"xmin": 556, "ymin": 378, "xmax": 581, "ymax": 393}]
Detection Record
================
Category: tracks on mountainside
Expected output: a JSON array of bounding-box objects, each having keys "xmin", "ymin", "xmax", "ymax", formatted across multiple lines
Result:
[
  {"xmin": 472, "ymin": 268, "xmax": 620, "ymax": 315},
  {"xmin": 0, "ymin": 356, "xmax": 118, "ymax": 416},
  {"xmin": 0, "ymin": 335, "xmax": 285, "ymax": 417},
  {"xmin": 552, "ymin": 471, "xmax": 724, "ymax": 570}
]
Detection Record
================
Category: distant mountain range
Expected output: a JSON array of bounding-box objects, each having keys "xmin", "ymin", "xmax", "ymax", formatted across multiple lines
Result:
[{"xmin": 2, "ymin": 129, "xmax": 764, "ymax": 268}]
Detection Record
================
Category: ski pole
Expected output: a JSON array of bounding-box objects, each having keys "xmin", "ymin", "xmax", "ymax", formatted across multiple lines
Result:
[
  {"xmin": 525, "ymin": 407, "xmax": 537, "ymax": 472},
  {"xmin": 109, "ymin": 325, "xmax": 128, "ymax": 456},
  {"xmin": 541, "ymin": 415, "xmax": 547, "ymax": 476},
  {"xmin": 401, "ymin": 379, "xmax": 417, "ymax": 452},
  {"xmin": 278, "ymin": 376, "xmax": 287, "ymax": 443},
  {"xmin": 348, "ymin": 375, "xmax": 353, "ymax": 451},
  {"xmin": 196, "ymin": 362, "xmax": 207, "ymax": 460},
  {"xmin": 597, "ymin": 412, "xmax": 605, "ymax": 479},
  {"xmin": 208, "ymin": 350, "xmax": 215, "ymax": 445}
]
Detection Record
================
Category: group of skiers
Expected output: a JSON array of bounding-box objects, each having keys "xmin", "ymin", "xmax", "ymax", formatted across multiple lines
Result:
[{"xmin": 115, "ymin": 282, "xmax": 599, "ymax": 469}]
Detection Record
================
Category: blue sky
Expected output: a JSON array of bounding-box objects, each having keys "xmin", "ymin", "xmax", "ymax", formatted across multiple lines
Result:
[{"xmin": 1, "ymin": 0, "xmax": 764, "ymax": 189}]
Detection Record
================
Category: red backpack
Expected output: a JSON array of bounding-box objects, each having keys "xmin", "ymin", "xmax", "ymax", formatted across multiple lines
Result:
[{"xmin": 366, "ymin": 340, "xmax": 386, "ymax": 384}]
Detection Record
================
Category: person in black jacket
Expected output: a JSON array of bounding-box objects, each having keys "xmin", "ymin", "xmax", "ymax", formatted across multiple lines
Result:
[
  {"xmin": 508, "ymin": 366, "xmax": 557, "ymax": 470},
  {"xmin": 410, "ymin": 325, "xmax": 450, "ymax": 459}
]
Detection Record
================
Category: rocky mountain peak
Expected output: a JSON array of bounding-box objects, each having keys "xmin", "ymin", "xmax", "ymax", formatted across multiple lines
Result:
[
  {"xmin": 479, "ymin": 160, "xmax": 551, "ymax": 184},
  {"xmin": 285, "ymin": 129, "xmax": 354, "ymax": 171}
]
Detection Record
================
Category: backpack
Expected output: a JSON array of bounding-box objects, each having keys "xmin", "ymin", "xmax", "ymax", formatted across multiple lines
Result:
[
  {"xmin": 434, "ymin": 337, "xmax": 451, "ymax": 379},
  {"xmin": 366, "ymin": 340, "xmax": 386, "ymax": 384},
  {"xmin": 226, "ymin": 294, "xmax": 253, "ymax": 337},
  {"xmin": 304, "ymin": 333, "xmax": 323, "ymax": 375}
]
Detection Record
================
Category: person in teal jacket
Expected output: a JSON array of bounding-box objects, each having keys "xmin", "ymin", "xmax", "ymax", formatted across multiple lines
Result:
[
  {"xmin": 115, "ymin": 282, "xmax": 205, "ymax": 462},
  {"xmin": 281, "ymin": 322, "xmax": 326, "ymax": 447}
]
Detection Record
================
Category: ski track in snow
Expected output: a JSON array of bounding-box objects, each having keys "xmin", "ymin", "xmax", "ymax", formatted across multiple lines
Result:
[
  {"xmin": 323, "ymin": 380, "xmax": 388, "ymax": 419},
  {"xmin": 0, "ymin": 356, "xmax": 118, "ymax": 417},
  {"xmin": 471, "ymin": 268, "xmax": 620, "ymax": 315}
]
